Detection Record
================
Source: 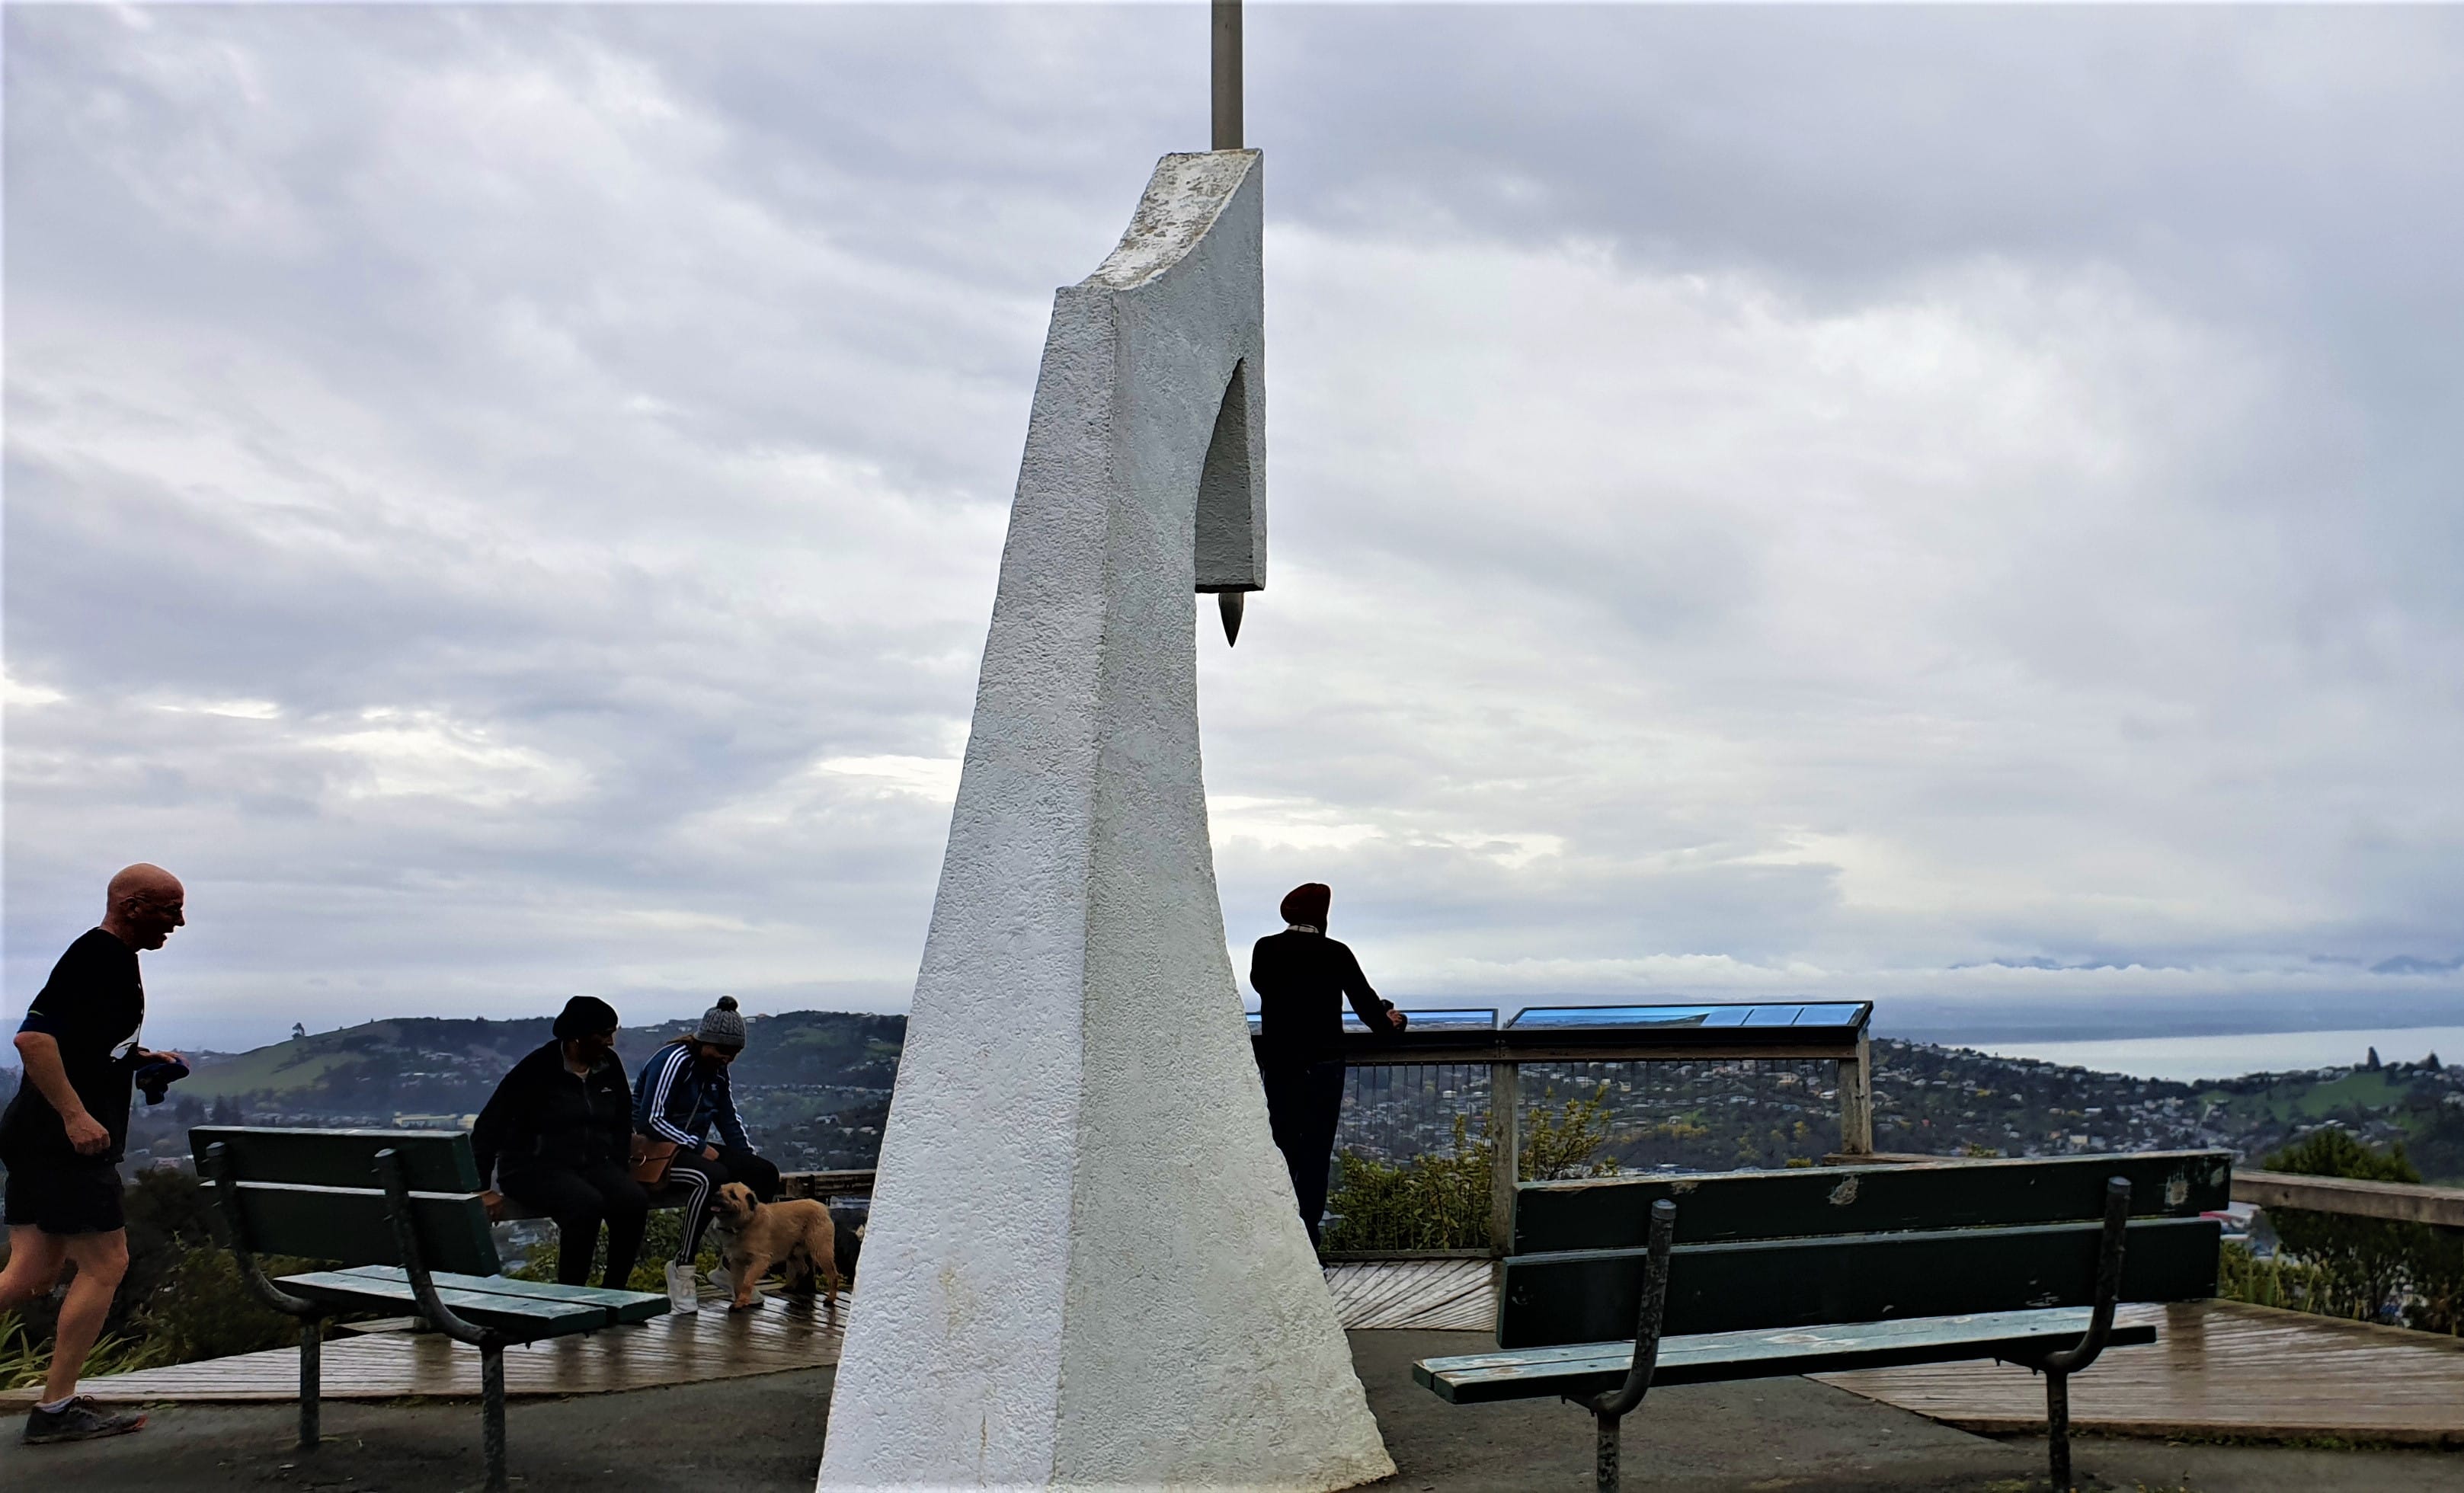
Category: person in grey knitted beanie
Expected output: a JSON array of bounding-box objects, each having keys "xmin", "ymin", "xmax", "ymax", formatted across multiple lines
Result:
[
  {"xmin": 635, "ymin": 996, "xmax": 779, "ymax": 1282},
  {"xmin": 694, "ymin": 995, "xmax": 747, "ymax": 1051}
]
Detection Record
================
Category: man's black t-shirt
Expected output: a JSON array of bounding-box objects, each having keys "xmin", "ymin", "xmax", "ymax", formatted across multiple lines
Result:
[{"xmin": 2, "ymin": 928, "xmax": 145, "ymax": 1166}]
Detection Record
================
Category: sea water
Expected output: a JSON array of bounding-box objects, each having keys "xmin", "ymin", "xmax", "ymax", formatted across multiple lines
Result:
[{"xmin": 1968, "ymin": 1025, "xmax": 2464, "ymax": 1083}]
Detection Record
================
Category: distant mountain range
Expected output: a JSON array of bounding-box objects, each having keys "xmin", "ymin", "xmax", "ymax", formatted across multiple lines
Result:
[{"xmin": 171, "ymin": 1009, "xmax": 904, "ymax": 1114}]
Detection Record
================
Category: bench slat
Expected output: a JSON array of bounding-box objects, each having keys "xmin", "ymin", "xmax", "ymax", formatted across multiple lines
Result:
[
  {"xmin": 215, "ymin": 1181, "xmax": 500, "ymax": 1277},
  {"xmin": 1501, "ymin": 1217, "xmax": 2218, "ymax": 1348},
  {"xmin": 191, "ymin": 1126, "xmax": 481, "ymax": 1193},
  {"xmin": 1514, "ymin": 1151, "xmax": 2232, "ymax": 1255},
  {"xmin": 1417, "ymin": 1308, "xmax": 2160, "ymax": 1404},
  {"xmin": 338, "ymin": 1266, "xmax": 667, "ymax": 1324},
  {"xmin": 277, "ymin": 1271, "xmax": 614, "ymax": 1338}
]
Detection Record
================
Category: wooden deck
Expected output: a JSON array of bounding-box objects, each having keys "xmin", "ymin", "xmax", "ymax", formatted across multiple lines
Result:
[
  {"xmin": 1321, "ymin": 1258, "xmax": 1496, "ymax": 1332},
  {"xmin": 0, "ymin": 1287, "xmax": 848, "ymax": 1408},
  {"xmin": 1818, "ymin": 1300, "xmax": 2464, "ymax": 1447},
  {"xmin": 28, "ymin": 1268, "xmax": 2450, "ymax": 1447},
  {"xmin": 7, "ymin": 1261, "xmax": 1493, "ymax": 1407}
]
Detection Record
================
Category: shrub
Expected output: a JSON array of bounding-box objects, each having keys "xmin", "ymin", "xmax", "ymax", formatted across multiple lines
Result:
[
  {"xmin": 1323, "ymin": 1085, "xmax": 1615, "ymax": 1252},
  {"xmin": 509, "ymin": 1208, "xmax": 725, "ymax": 1293},
  {"xmin": 0, "ymin": 1311, "xmax": 163, "ymax": 1392},
  {"xmin": 136, "ymin": 1247, "xmax": 329, "ymax": 1363},
  {"xmin": 2236, "ymin": 1129, "xmax": 2464, "ymax": 1335}
]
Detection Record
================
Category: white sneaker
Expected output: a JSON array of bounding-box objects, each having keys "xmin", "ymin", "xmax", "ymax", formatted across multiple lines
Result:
[{"xmin": 666, "ymin": 1260, "xmax": 700, "ymax": 1313}]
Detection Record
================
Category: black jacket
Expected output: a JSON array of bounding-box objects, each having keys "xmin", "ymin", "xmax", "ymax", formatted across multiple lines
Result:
[
  {"xmin": 1250, "ymin": 929, "xmax": 1400, "ymax": 1065},
  {"xmin": 472, "ymin": 1040, "xmax": 633, "ymax": 1186}
]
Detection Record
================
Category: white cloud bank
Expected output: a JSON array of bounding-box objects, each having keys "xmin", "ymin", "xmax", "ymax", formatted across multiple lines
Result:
[{"xmin": 6, "ymin": 6, "xmax": 2461, "ymax": 1048}]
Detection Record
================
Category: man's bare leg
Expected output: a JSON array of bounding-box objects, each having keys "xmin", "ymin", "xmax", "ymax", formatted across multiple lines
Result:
[
  {"xmin": 0, "ymin": 1225, "xmax": 69, "ymax": 1312},
  {"xmin": 40, "ymin": 1229, "xmax": 130, "ymax": 1405}
]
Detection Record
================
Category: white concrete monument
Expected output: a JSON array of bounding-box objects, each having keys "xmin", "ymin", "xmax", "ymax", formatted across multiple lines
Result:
[{"xmin": 816, "ymin": 151, "xmax": 1394, "ymax": 1491}]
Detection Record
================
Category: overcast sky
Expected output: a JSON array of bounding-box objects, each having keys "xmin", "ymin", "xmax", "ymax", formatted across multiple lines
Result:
[{"xmin": 8, "ymin": 5, "xmax": 2462, "ymax": 1051}]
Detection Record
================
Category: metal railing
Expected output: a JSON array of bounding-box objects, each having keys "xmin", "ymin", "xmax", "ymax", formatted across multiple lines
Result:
[{"xmin": 1312, "ymin": 1018, "xmax": 1874, "ymax": 1255}]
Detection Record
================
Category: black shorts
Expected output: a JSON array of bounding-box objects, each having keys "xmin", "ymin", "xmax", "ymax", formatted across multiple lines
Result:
[{"xmin": 2, "ymin": 1159, "xmax": 126, "ymax": 1235}]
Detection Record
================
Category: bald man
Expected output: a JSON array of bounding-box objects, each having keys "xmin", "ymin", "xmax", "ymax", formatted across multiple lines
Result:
[{"xmin": 1, "ymin": 864, "xmax": 186, "ymax": 1445}]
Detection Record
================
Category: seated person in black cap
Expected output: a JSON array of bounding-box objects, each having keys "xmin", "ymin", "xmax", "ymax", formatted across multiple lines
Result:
[
  {"xmin": 635, "ymin": 997, "xmax": 779, "ymax": 1269},
  {"xmin": 472, "ymin": 996, "xmax": 646, "ymax": 1290}
]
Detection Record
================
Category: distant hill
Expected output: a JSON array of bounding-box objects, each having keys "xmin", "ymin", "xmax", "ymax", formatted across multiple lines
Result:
[{"xmin": 178, "ymin": 1009, "xmax": 904, "ymax": 1117}]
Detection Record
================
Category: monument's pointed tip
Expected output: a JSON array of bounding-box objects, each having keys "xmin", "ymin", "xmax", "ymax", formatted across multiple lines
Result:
[{"xmin": 1219, "ymin": 590, "xmax": 1246, "ymax": 645}]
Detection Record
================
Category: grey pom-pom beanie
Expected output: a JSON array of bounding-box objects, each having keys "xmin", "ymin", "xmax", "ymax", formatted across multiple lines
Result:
[{"xmin": 695, "ymin": 995, "xmax": 747, "ymax": 1050}]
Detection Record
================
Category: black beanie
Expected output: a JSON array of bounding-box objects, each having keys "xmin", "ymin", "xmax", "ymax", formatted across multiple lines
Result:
[{"xmin": 553, "ymin": 995, "xmax": 620, "ymax": 1040}]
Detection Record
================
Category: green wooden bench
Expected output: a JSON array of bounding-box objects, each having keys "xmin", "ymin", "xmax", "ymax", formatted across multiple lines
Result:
[
  {"xmin": 1415, "ymin": 1149, "xmax": 2231, "ymax": 1491},
  {"xmin": 193, "ymin": 1125, "xmax": 670, "ymax": 1492}
]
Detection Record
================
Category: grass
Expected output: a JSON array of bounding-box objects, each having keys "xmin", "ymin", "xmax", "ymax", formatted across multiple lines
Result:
[
  {"xmin": 180, "ymin": 1042, "xmax": 357, "ymax": 1099},
  {"xmin": 0, "ymin": 1311, "xmax": 165, "ymax": 1392},
  {"xmin": 2205, "ymin": 1069, "xmax": 2406, "ymax": 1126}
]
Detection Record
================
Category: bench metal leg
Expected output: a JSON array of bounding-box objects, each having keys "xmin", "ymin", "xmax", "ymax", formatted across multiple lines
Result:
[
  {"xmin": 298, "ymin": 1318, "xmax": 323, "ymax": 1449},
  {"xmin": 481, "ymin": 1341, "xmax": 507, "ymax": 1493},
  {"xmin": 1586, "ymin": 1197, "xmax": 1675, "ymax": 1493},
  {"xmin": 2044, "ymin": 1368, "xmax": 2071, "ymax": 1490},
  {"xmin": 1594, "ymin": 1407, "xmax": 1622, "ymax": 1493}
]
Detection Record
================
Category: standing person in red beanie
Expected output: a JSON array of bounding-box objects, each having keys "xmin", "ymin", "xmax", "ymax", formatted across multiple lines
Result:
[{"xmin": 1249, "ymin": 884, "xmax": 1405, "ymax": 1247}]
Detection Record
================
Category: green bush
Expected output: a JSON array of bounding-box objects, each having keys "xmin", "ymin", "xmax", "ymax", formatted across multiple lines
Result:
[
  {"xmin": 509, "ymin": 1208, "xmax": 724, "ymax": 1293},
  {"xmin": 2225, "ymin": 1129, "xmax": 2464, "ymax": 1335},
  {"xmin": 0, "ymin": 1311, "xmax": 164, "ymax": 1392},
  {"xmin": 1323, "ymin": 1085, "xmax": 1616, "ymax": 1252},
  {"xmin": 137, "ymin": 1247, "xmax": 329, "ymax": 1363}
]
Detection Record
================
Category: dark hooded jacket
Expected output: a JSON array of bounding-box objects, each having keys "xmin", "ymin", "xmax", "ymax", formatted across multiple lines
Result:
[{"xmin": 471, "ymin": 1039, "xmax": 634, "ymax": 1187}]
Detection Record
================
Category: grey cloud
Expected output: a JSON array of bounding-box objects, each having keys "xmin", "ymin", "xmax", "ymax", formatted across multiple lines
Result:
[{"xmin": 8, "ymin": 6, "xmax": 2463, "ymax": 1048}]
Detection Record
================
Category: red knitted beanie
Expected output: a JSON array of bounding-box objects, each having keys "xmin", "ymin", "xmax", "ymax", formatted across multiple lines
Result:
[{"xmin": 1278, "ymin": 883, "xmax": 1332, "ymax": 927}]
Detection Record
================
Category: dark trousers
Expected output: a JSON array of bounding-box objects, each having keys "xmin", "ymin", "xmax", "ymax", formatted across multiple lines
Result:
[
  {"xmin": 1260, "ymin": 1059, "xmax": 1346, "ymax": 1248},
  {"xmin": 501, "ymin": 1159, "xmax": 648, "ymax": 1289},
  {"xmin": 665, "ymin": 1145, "xmax": 782, "ymax": 1258}
]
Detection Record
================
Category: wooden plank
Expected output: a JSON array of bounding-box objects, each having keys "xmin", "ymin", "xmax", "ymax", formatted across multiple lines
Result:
[
  {"xmin": 280, "ymin": 1271, "xmax": 612, "ymax": 1336},
  {"xmin": 0, "ymin": 1282, "xmax": 848, "ymax": 1408},
  {"xmin": 341, "ymin": 1267, "xmax": 668, "ymax": 1325},
  {"xmin": 1489, "ymin": 1061, "xmax": 1519, "ymax": 1258},
  {"xmin": 1419, "ymin": 1308, "xmax": 2159, "ymax": 1404},
  {"xmin": 2232, "ymin": 1169, "xmax": 2464, "ymax": 1227},
  {"xmin": 1821, "ymin": 1300, "xmax": 2464, "ymax": 1446},
  {"xmin": 1499, "ymin": 1217, "xmax": 2219, "ymax": 1348},
  {"xmin": 1515, "ymin": 1151, "xmax": 2232, "ymax": 1255},
  {"xmin": 1324, "ymin": 1260, "xmax": 1498, "ymax": 1332},
  {"xmin": 779, "ymin": 1169, "xmax": 878, "ymax": 1199},
  {"xmin": 222, "ymin": 1181, "xmax": 499, "ymax": 1276},
  {"xmin": 1837, "ymin": 1031, "xmax": 1874, "ymax": 1155},
  {"xmin": 191, "ymin": 1126, "xmax": 480, "ymax": 1192}
]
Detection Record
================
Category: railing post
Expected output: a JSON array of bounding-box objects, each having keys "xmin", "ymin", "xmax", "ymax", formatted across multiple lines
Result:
[
  {"xmin": 1489, "ymin": 1060, "xmax": 1520, "ymax": 1255},
  {"xmin": 1838, "ymin": 1032, "xmax": 1874, "ymax": 1156}
]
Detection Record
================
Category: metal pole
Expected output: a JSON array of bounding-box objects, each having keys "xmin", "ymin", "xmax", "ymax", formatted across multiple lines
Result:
[
  {"xmin": 298, "ymin": 1320, "xmax": 322, "ymax": 1449},
  {"xmin": 2044, "ymin": 1368, "xmax": 2072, "ymax": 1490},
  {"xmin": 1489, "ymin": 1061, "xmax": 1520, "ymax": 1255},
  {"xmin": 482, "ymin": 1341, "xmax": 509, "ymax": 1493},
  {"xmin": 1211, "ymin": 0, "xmax": 1242, "ymax": 150}
]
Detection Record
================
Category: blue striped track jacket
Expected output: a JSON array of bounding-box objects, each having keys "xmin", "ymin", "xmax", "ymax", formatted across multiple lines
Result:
[{"xmin": 633, "ymin": 1040, "xmax": 750, "ymax": 1151}]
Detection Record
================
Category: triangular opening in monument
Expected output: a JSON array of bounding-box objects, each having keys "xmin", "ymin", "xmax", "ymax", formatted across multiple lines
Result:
[{"xmin": 1193, "ymin": 359, "xmax": 1258, "ymax": 591}]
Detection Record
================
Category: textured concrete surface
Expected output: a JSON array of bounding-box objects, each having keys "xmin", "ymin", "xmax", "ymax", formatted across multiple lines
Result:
[
  {"xmin": 818, "ymin": 149, "xmax": 1390, "ymax": 1491},
  {"xmin": 9, "ymin": 1337, "xmax": 2455, "ymax": 1491}
]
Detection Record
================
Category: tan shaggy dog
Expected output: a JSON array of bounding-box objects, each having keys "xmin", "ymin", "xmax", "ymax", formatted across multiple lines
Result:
[{"xmin": 707, "ymin": 1181, "xmax": 840, "ymax": 1310}]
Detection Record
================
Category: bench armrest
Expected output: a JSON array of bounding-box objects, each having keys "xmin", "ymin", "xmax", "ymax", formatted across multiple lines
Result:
[
  {"xmin": 203, "ymin": 1141, "xmax": 324, "ymax": 1322},
  {"xmin": 373, "ymin": 1147, "xmax": 498, "ymax": 1349},
  {"xmin": 1589, "ymin": 1197, "xmax": 1675, "ymax": 1419},
  {"xmin": 2037, "ymin": 1176, "xmax": 2131, "ymax": 1376}
]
